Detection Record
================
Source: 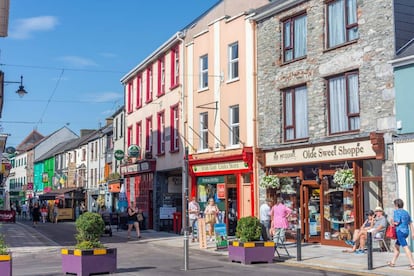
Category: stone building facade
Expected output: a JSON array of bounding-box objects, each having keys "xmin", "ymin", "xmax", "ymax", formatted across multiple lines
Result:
[{"xmin": 253, "ymin": 0, "xmax": 397, "ymax": 246}]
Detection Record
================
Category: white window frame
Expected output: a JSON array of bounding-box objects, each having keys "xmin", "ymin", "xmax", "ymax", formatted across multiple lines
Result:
[
  {"xmin": 199, "ymin": 55, "xmax": 208, "ymax": 89},
  {"xmin": 229, "ymin": 105, "xmax": 240, "ymax": 146},
  {"xmin": 228, "ymin": 42, "xmax": 239, "ymax": 80}
]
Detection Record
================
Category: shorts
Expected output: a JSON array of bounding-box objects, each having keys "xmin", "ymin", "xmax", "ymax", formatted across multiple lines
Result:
[
  {"xmin": 396, "ymin": 230, "xmax": 409, "ymax": 247},
  {"xmin": 128, "ymin": 220, "xmax": 137, "ymax": 225}
]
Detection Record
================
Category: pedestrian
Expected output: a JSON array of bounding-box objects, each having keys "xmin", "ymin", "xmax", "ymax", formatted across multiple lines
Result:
[
  {"xmin": 204, "ymin": 198, "xmax": 219, "ymax": 242},
  {"xmin": 32, "ymin": 202, "xmax": 41, "ymax": 227},
  {"xmin": 188, "ymin": 196, "xmax": 200, "ymax": 242},
  {"xmin": 387, "ymin": 199, "xmax": 414, "ymax": 269},
  {"xmin": 127, "ymin": 201, "xmax": 141, "ymax": 240},
  {"xmin": 259, "ymin": 198, "xmax": 273, "ymax": 241},
  {"xmin": 21, "ymin": 203, "xmax": 28, "ymax": 220},
  {"xmin": 270, "ymin": 197, "xmax": 292, "ymax": 246},
  {"xmin": 53, "ymin": 203, "xmax": 59, "ymax": 224},
  {"xmin": 29, "ymin": 202, "xmax": 33, "ymax": 221},
  {"xmin": 40, "ymin": 204, "xmax": 48, "ymax": 223},
  {"xmin": 80, "ymin": 201, "xmax": 86, "ymax": 214}
]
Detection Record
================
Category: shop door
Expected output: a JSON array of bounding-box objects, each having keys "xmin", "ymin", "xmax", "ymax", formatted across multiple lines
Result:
[
  {"xmin": 227, "ymin": 187, "xmax": 237, "ymax": 236},
  {"xmin": 303, "ymin": 184, "xmax": 321, "ymax": 242}
]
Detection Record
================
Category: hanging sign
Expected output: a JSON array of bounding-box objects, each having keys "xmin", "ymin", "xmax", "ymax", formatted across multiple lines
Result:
[
  {"xmin": 217, "ymin": 183, "xmax": 225, "ymax": 199},
  {"xmin": 127, "ymin": 145, "xmax": 141, "ymax": 158},
  {"xmin": 114, "ymin": 149, "xmax": 125, "ymax": 160}
]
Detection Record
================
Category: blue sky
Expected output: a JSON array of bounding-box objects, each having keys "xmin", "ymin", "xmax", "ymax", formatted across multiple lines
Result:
[{"xmin": 1, "ymin": 0, "xmax": 219, "ymax": 148}]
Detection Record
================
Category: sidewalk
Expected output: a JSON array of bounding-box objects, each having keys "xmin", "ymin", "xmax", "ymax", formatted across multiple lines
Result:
[{"xmin": 113, "ymin": 228, "xmax": 413, "ymax": 276}]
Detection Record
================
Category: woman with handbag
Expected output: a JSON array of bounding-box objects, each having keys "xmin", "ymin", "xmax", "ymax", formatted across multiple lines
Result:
[
  {"xmin": 204, "ymin": 198, "xmax": 219, "ymax": 242},
  {"xmin": 387, "ymin": 198, "xmax": 414, "ymax": 269}
]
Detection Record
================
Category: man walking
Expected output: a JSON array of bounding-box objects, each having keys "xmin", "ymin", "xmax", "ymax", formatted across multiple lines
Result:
[
  {"xmin": 260, "ymin": 198, "xmax": 273, "ymax": 241},
  {"xmin": 188, "ymin": 196, "xmax": 200, "ymax": 242}
]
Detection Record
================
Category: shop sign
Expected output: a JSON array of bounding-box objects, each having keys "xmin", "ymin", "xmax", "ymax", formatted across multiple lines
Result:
[
  {"xmin": 114, "ymin": 149, "xmax": 125, "ymax": 161},
  {"xmin": 217, "ymin": 183, "xmax": 225, "ymax": 199},
  {"xmin": 127, "ymin": 145, "xmax": 141, "ymax": 158},
  {"xmin": 27, "ymin": 183, "xmax": 33, "ymax": 190},
  {"xmin": 42, "ymin": 173, "xmax": 49, "ymax": 183},
  {"xmin": 193, "ymin": 161, "xmax": 248, "ymax": 173},
  {"xmin": 197, "ymin": 176, "xmax": 225, "ymax": 184},
  {"xmin": 121, "ymin": 161, "xmax": 152, "ymax": 174},
  {"xmin": 266, "ymin": 140, "xmax": 376, "ymax": 166}
]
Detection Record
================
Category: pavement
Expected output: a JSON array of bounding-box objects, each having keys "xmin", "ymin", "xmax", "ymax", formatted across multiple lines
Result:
[
  {"xmin": 110, "ymin": 228, "xmax": 414, "ymax": 276},
  {"xmin": 2, "ymin": 221, "xmax": 414, "ymax": 275}
]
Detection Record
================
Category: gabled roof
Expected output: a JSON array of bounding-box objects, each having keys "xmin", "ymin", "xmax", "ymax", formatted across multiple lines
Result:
[
  {"xmin": 16, "ymin": 130, "xmax": 45, "ymax": 152},
  {"xmin": 35, "ymin": 139, "xmax": 76, "ymax": 162}
]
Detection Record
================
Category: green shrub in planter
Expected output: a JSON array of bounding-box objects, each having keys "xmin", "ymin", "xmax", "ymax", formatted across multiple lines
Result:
[
  {"xmin": 75, "ymin": 212, "xmax": 105, "ymax": 249},
  {"xmin": 0, "ymin": 234, "xmax": 8, "ymax": 255},
  {"xmin": 235, "ymin": 216, "xmax": 261, "ymax": 242}
]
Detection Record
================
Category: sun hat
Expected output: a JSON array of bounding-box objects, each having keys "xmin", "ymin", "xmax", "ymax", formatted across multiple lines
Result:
[{"xmin": 374, "ymin": 206, "xmax": 383, "ymax": 212}]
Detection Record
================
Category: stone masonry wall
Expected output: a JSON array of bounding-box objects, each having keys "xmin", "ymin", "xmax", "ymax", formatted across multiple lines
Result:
[{"xmin": 256, "ymin": 0, "xmax": 397, "ymax": 208}]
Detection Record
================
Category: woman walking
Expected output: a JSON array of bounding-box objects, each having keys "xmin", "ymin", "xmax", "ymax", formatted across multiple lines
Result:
[
  {"xmin": 127, "ymin": 201, "xmax": 141, "ymax": 240},
  {"xmin": 388, "ymin": 198, "xmax": 414, "ymax": 269},
  {"xmin": 32, "ymin": 202, "xmax": 41, "ymax": 227},
  {"xmin": 204, "ymin": 198, "xmax": 219, "ymax": 242}
]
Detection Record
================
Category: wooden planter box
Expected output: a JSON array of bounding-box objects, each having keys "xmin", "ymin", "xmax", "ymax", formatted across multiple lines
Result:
[
  {"xmin": 61, "ymin": 248, "xmax": 116, "ymax": 276},
  {"xmin": 0, "ymin": 254, "xmax": 12, "ymax": 276},
  {"xmin": 228, "ymin": 241, "xmax": 275, "ymax": 264}
]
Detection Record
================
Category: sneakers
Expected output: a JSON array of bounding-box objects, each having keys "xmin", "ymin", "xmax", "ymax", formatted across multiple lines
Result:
[
  {"xmin": 345, "ymin": 240, "xmax": 355, "ymax": 246},
  {"xmin": 355, "ymin": 249, "xmax": 365, "ymax": 255}
]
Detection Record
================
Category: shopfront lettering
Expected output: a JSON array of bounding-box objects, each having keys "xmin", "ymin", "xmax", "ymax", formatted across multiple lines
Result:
[
  {"xmin": 193, "ymin": 161, "xmax": 247, "ymax": 173},
  {"xmin": 266, "ymin": 140, "xmax": 375, "ymax": 166}
]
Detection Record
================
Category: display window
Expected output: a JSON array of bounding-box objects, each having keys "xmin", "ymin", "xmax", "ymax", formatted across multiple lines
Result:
[{"xmin": 322, "ymin": 176, "xmax": 355, "ymax": 242}]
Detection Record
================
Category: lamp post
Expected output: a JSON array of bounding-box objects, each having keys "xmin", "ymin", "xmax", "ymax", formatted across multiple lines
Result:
[
  {"xmin": 295, "ymin": 176, "xmax": 302, "ymax": 261},
  {"xmin": 3, "ymin": 75, "xmax": 28, "ymax": 97}
]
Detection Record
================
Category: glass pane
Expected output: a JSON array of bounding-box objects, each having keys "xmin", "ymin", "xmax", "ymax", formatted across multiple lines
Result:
[
  {"xmin": 285, "ymin": 49, "xmax": 293, "ymax": 61},
  {"xmin": 294, "ymin": 15, "xmax": 307, "ymax": 58},
  {"xmin": 329, "ymin": 76, "xmax": 348, "ymax": 133},
  {"xmin": 328, "ymin": 0, "xmax": 346, "ymax": 47},
  {"xmin": 285, "ymin": 92, "xmax": 293, "ymax": 125},
  {"xmin": 323, "ymin": 177, "xmax": 354, "ymax": 241},
  {"xmin": 362, "ymin": 160, "xmax": 382, "ymax": 177},
  {"xmin": 295, "ymin": 86, "xmax": 308, "ymax": 138},
  {"xmin": 348, "ymin": 26, "xmax": 359, "ymax": 40},
  {"xmin": 231, "ymin": 44, "xmax": 238, "ymax": 59},
  {"xmin": 347, "ymin": 0, "xmax": 357, "ymax": 24},
  {"xmin": 284, "ymin": 21, "xmax": 291, "ymax": 47}
]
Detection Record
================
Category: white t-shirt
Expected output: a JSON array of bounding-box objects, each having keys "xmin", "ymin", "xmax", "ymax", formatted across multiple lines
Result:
[
  {"xmin": 188, "ymin": 201, "xmax": 200, "ymax": 220},
  {"xmin": 260, "ymin": 203, "xmax": 271, "ymax": 221}
]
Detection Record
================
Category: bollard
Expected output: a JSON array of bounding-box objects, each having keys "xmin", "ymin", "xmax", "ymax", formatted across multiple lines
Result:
[
  {"xmin": 296, "ymin": 227, "xmax": 302, "ymax": 261},
  {"xmin": 367, "ymin": 231, "xmax": 373, "ymax": 270}
]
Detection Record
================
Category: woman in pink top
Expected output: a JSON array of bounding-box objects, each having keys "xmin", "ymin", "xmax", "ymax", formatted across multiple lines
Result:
[{"xmin": 270, "ymin": 197, "xmax": 292, "ymax": 245}]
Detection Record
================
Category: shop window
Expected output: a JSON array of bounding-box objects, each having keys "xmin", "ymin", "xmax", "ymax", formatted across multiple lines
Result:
[
  {"xmin": 362, "ymin": 159, "xmax": 382, "ymax": 177},
  {"xmin": 323, "ymin": 177, "xmax": 354, "ymax": 241}
]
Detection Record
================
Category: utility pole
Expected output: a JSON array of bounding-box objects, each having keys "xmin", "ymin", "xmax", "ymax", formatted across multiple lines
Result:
[{"xmin": 182, "ymin": 147, "xmax": 189, "ymax": 270}]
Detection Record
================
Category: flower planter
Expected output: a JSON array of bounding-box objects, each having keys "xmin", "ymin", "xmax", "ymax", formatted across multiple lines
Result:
[
  {"xmin": 0, "ymin": 254, "xmax": 12, "ymax": 276},
  {"xmin": 61, "ymin": 248, "xmax": 116, "ymax": 276},
  {"xmin": 228, "ymin": 241, "xmax": 275, "ymax": 264}
]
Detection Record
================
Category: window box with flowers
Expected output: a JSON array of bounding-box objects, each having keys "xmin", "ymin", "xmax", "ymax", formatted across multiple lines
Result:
[{"xmin": 333, "ymin": 169, "xmax": 355, "ymax": 189}]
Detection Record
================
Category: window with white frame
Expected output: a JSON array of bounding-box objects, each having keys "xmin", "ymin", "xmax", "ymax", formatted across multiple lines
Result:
[
  {"xmin": 283, "ymin": 13, "xmax": 307, "ymax": 62},
  {"xmin": 284, "ymin": 86, "xmax": 309, "ymax": 141},
  {"xmin": 229, "ymin": 105, "xmax": 240, "ymax": 145},
  {"xmin": 328, "ymin": 72, "xmax": 360, "ymax": 134},
  {"xmin": 327, "ymin": 0, "xmax": 358, "ymax": 48},
  {"xmin": 199, "ymin": 55, "xmax": 208, "ymax": 89},
  {"xmin": 228, "ymin": 42, "xmax": 239, "ymax": 80},
  {"xmin": 199, "ymin": 112, "xmax": 208, "ymax": 150}
]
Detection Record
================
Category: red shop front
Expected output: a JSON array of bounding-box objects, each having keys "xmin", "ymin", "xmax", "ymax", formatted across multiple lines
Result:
[
  {"xmin": 188, "ymin": 147, "xmax": 254, "ymax": 236},
  {"xmin": 121, "ymin": 160, "xmax": 155, "ymax": 229}
]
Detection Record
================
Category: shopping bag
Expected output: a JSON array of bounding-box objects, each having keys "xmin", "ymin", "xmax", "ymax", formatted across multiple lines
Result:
[{"xmin": 385, "ymin": 225, "xmax": 397, "ymax": 239}]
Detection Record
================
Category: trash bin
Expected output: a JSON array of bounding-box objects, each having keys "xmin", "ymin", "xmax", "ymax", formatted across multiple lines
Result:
[{"xmin": 173, "ymin": 212, "xmax": 182, "ymax": 234}]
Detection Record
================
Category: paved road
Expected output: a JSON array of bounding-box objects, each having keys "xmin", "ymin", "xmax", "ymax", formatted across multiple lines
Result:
[{"xmin": 0, "ymin": 221, "xmax": 359, "ymax": 276}]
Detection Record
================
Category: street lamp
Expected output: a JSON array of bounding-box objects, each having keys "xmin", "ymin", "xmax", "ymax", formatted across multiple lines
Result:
[{"xmin": 4, "ymin": 75, "xmax": 28, "ymax": 97}]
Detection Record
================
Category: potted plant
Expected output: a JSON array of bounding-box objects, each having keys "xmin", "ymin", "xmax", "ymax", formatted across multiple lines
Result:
[
  {"xmin": 0, "ymin": 234, "xmax": 12, "ymax": 276},
  {"xmin": 228, "ymin": 216, "xmax": 275, "ymax": 264},
  {"xmin": 61, "ymin": 212, "xmax": 117, "ymax": 275},
  {"xmin": 260, "ymin": 175, "xmax": 280, "ymax": 189},
  {"xmin": 333, "ymin": 168, "xmax": 355, "ymax": 189}
]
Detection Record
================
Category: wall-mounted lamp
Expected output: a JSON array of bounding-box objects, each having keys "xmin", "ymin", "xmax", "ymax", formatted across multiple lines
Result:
[{"xmin": 4, "ymin": 75, "xmax": 28, "ymax": 97}]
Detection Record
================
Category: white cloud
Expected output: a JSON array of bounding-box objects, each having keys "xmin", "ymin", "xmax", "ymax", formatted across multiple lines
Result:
[
  {"xmin": 84, "ymin": 92, "xmax": 123, "ymax": 103},
  {"xmin": 10, "ymin": 16, "xmax": 59, "ymax": 39},
  {"xmin": 57, "ymin": 56, "xmax": 98, "ymax": 67}
]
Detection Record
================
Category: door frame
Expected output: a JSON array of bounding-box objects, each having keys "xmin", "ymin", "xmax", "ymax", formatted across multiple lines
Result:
[{"xmin": 302, "ymin": 181, "xmax": 321, "ymax": 243}]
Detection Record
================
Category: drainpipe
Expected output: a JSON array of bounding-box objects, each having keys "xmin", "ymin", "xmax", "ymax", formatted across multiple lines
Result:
[
  {"xmin": 176, "ymin": 31, "xmax": 189, "ymax": 271},
  {"xmin": 406, "ymin": 164, "xmax": 413, "ymax": 252}
]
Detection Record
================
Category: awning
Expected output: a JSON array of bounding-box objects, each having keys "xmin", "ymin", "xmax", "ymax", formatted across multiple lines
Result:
[{"xmin": 38, "ymin": 188, "xmax": 82, "ymax": 201}]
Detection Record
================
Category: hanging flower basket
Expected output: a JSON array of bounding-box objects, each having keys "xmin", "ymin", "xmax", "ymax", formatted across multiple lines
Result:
[
  {"xmin": 260, "ymin": 175, "xmax": 280, "ymax": 189},
  {"xmin": 333, "ymin": 169, "xmax": 355, "ymax": 189},
  {"xmin": 260, "ymin": 175, "xmax": 294, "ymax": 193}
]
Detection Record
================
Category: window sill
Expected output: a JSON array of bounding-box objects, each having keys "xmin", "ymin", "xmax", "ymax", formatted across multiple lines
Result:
[
  {"xmin": 169, "ymin": 149, "xmax": 179, "ymax": 154},
  {"xmin": 197, "ymin": 87, "xmax": 209, "ymax": 93},
  {"xmin": 169, "ymin": 84, "xmax": 180, "ymax": 90},
  {"xmin": 145, "ymin": 99, "xmax": 153, "ymax": 104},
  {"xmin": 324, "ymin": 39, "xmax": 358, "ymax": 53},
  {"xmin": 282, "ymin": 138, "xmax": 309, "ymax": 144},
  {"xmin": 281, "ymin": 56, "xmax": 307, "ymax": 66},
  {"xmin": 156, "ymin": 152, "xmax": 165, "ymax": 157},
  {"xmin": 197, "ymin": 149, "xmax": 209, "ymax": 154},
  {"xmin": 226, "ymin": 78, "xmax": 239, "ymax": 85},
  {"xmin": 328, "ymin": 130, "xmax": 359, "ymax": 137},
  {"xmin": 226, "ymin": 144, "xmax": 241, "ymax": 150}
]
